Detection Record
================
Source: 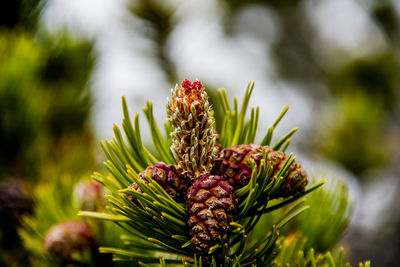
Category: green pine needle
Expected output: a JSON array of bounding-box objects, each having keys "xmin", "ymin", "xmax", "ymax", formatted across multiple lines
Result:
[{"xmin": 78, "ymin": 211, "xmax": 131, "ymax": 222}]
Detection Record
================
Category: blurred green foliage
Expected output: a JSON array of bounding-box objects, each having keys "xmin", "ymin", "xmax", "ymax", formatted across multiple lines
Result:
[
  {"xmin": 0, "ymin": 1, "xmax": 98, "ymax": 265},
  {"xmin": 316, "ymin": 53, "xmax": 400, "ymax": 175},
  {"xmin": 327, "ymin": 54, "xmax": 399, "ymax": 111},
  {"xmin": 0, "ymin": 0, "xmax": 41, "ymax": 31},
  {"xmin": 291, "ymin": 176, "xmax": 353, "ymax": 252},
  {"xmin": 0, "ymin": 30, "xmax": 95, "ymax": 180},
  {"xmin": 40, "ymin": 37, "xmax": 94, "ymax": 137},
  {"xmin": 275, "ymin": 233, "xmax": 308, "ymax": 266},
  {"xmin": 20, "ymin": 175, "xmax": 126, "ymax": 266},
  {"xmin": 0, "ymin": 0, "xmax": 96, "ymax": 178},
  {"xmin": 371, "ymin": 0, "xmax": 400, "ymax": 43},
  {"xmin": 275, "ymin": 236, "xmax": 371, "ymax": 267},
  {"xmin": 254, "ymin": 174, "xmax": 352, "ymax": 255},
  {"xmin": 314, "ymin": 92, "xmax": 396, "ymax": 175},
  {"xmin": 0, "ymin": 31, "xmax": 46, "ymax": 179},
  {"xmin": 271, "ymin": 179, "xmax": 362, "ymax": 267}
]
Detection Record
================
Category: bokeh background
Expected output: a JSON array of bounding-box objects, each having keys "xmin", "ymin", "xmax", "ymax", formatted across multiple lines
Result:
[{"xmin": 0, "ymin": 0, "xmax": 399, "ymax": 266}]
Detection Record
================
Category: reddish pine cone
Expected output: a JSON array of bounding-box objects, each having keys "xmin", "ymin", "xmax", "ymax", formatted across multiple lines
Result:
[
  {"xmin": 186, "ymin": 174, "xmax": 237, "ymax": 252},
  {"xmin": 44, "ymin": 221, "xmax": 96, "ymax": 263},
  {"xmin": 211, "ymin": 144, "xmax": 308, "ymax": 198},
  {"xmin": 129, "ymin": 162, "xmax": 188, "ymax": 202}
]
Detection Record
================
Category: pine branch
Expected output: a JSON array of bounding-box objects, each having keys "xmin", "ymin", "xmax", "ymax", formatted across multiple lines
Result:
[{"xmin": 79, "ymin": 80, "xmax": 367, "ymax": 266}]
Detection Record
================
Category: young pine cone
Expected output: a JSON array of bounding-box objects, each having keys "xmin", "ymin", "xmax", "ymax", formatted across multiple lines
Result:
[
  {"xmin": 44, "ymin": 221, "xmax": 96, "ymax": 263},
  {"xmin": 73, "ymin": 180, "xmax": 105, "ymax": 211},
  {"xmin": 211, "ymin": 144, "xmax": 308, "ymax": 198},
  {"xmin": 167, "ymin": 79, "xmax": 218, "ymax": 180}
]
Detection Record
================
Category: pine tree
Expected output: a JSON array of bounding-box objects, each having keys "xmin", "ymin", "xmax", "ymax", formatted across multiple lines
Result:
[{"xmin": 80, "ymin": 80, "xmax": 368, "ymax": 266}]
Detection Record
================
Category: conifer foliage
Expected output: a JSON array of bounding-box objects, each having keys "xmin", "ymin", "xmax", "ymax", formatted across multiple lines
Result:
[{"xmin": 80, "ymin": 80, "xmax": 363, "ymax": 266}]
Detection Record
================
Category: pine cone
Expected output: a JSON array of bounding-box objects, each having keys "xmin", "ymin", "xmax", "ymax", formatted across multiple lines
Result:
[
  {"xmin": 277, "ymin": 160, "xmax": 308, "ymax": 198},
  {"xmin": 211, "ymin": 144, "xmax": 308, "ymax": 198},
  {"xmin": 129, "ymin": 162, "xmax": 188, "ymax": 202},
  {"xmin": 44, "ymin": 221, "xmax": 96, "ymax": 263},
  {"xmin": 73, "ymin": 180, "xmax": 105, "ymax": 211},
  {"xmin": 186, "ymin": 174, "xmax": 237, "ymax": 252},
  {"xmin": 167, "ymin": 79, "xmax": 218, "ymax": 179}
]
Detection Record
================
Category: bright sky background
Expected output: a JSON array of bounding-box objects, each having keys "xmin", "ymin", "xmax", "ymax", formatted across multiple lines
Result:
[{"xmin": 41, "ymin": 0, "xmax": 387, "ymax": 139}]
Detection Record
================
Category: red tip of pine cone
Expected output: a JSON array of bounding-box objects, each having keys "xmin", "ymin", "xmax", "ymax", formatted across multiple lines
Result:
[
  {"xmin": 191, "ymin": 80, "xmax": 203, "ymax": 90},
  {"xmin": 181, "ymin": 79, "xmax": 192, "ymax": 89},
  {"xmin": 173, "ymin": 79, "xmax": 205, "ymax": 116}
]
